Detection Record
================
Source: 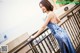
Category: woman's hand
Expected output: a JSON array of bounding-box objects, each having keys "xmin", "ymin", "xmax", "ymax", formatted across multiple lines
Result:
[
  {"xmin": 27, "ymin": 35, "xmax": 35, "ymax": 41},
  {"xmin": 30, "ymin": 35, "xmax": 36, "ymax": 39}
]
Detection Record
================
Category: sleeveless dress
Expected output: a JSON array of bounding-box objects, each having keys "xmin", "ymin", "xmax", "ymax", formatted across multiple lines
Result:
[{"xmin": 47, "ymin": 22, "xmax": 76, "ymax": 53}]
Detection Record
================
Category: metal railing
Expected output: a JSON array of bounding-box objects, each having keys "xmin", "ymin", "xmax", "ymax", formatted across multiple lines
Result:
[{"xmin": 8, "ymin": 4, "xmax": 80, "ymax": 53}]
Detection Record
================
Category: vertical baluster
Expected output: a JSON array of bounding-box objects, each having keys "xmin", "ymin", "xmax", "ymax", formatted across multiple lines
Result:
[
  {"xmin": 30, "ymin": 42, "xmax": 39, "ymax": 53},
  {"xmin": 38, "ymin": 36, "xmax": 47, "ymax": 53},
  {"xmin": 75, "ymin": 11, "xmax": 80, "ymax": 27},
  {"xmin": 73, "ymin": 15, "xmax": 80, "ymax": 46},
  {"xmin": 44, "ymin": 33, "xmax": 52, "ymax": 53},
  {"xmin": 37, "ymin": 43, "xmax": 43, "ymax": 53},
  {"xmin": 46, "ymin": 31, "xmax": 56, "ymax": 52},
  {"xmin": 63, "ymin": 22, "xmax": 72, "ymax": 41},
  {"xmin": 50, "ymin": 33, "xmax": 59, "ymax": 52},
  {"xmin": 41, "ymin": 41, "xmax": 48, "ymax": 53},
  {"xmin": 28, "ymin": 43, "xmax": 35, "ymax": 53},
  {"xmin": 75, "ymin": 10, "xmax": 80, "ymax": 45},
  {"xmin": 65, "ymin": 18, "xmax": 76, "ymax": 48},
  {"xmin": 47, "ymin": 35, "xmax": 56, "ymax": 52},
  {"xmin": 71, "ymin": 12, "xmax": 80, "ymax": 47},
  {"xmin": 69, "ymin": 16, "xmax": 78, "ymax": 48}
]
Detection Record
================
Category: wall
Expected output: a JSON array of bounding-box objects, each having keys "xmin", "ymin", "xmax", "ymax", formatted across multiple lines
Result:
[{"xmin": 0, "ymin": 0, "xmax": 44, "ymax": 45}]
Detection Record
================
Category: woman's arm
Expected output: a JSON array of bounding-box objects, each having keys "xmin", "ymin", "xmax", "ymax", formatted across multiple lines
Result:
[
  {"xmin": 31, "ymin": 15, "xmax": 52, "ymax": 39},
  {"xmin": 56, "ymin": 17, "xmax": 61, "ymax": 23}
]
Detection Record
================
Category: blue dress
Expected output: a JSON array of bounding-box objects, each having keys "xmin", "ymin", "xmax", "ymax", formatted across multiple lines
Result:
[{"xmin": 47, "ymin": 22, "xmax": 76, "ymax": 53}]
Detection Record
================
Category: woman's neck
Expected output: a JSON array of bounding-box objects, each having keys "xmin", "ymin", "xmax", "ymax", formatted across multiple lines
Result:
[{"xmin": 46, "ymin": 11, "xmax": 51, "ymax": 14}]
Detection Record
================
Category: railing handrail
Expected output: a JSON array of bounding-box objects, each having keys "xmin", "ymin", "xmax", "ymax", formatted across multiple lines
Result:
[{"xmin": 59, "ymin": 4, "xmax": 80, "ymax": 19}]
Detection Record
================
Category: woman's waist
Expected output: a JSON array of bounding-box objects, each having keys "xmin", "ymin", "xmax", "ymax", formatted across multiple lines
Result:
[{"xmin": 51, "ymin": 27, "xmax": 65, "ymax": 34}]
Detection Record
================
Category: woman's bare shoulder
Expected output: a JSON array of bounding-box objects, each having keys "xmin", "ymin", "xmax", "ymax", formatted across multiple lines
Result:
[{"xmin": 47, "ymin": 11, "xmax": 55, "ymax": 18}]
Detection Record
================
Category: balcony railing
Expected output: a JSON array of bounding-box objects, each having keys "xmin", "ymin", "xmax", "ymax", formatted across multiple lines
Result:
[{"xmin": 8, "ymin": 4, "xmax": 80, "ymax": 53}]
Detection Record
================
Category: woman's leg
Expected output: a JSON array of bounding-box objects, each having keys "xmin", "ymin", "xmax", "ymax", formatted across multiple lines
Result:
[
  {"xmin": 62, "ymin": 33, "xmax": 76, "ymax": 53},
  {"xmin": 54, "ymin": 31, "xmax": 76, "ymax": 53},
  {"xmin": 54, "ymin": 35, "xmax": 67, "ymax": 53},
  {"xmin": 64, "ymin": 43, "xmax": 69, "ymax": 53}
]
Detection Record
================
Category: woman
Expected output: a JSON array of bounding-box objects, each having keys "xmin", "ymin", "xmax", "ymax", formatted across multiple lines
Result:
[{"xmin": 31, "ymin": 0, "xmax": 76, "ymax": 53}]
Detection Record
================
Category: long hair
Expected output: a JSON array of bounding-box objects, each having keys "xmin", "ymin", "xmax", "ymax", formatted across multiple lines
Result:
[{"xmin": 39, "ymin": 0, "xmax": 53, "ymax": 11}]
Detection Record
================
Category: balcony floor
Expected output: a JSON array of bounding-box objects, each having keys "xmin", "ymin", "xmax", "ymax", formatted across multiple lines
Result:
[
  {"xmin": 77, "ymin": 45, "xmax": 80, "ymax": 53},
  {"xmin": 77, "ymin": 49, "xmax": 80, "ymax": 53}
]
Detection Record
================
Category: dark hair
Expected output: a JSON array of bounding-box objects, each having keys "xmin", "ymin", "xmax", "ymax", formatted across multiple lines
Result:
[{"xmin": 39, "ymin": 0, "xmax": 53, "ymax": 11}]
